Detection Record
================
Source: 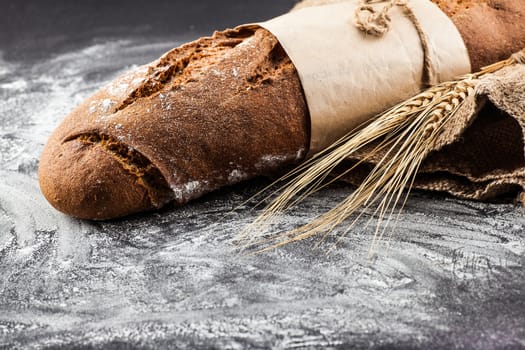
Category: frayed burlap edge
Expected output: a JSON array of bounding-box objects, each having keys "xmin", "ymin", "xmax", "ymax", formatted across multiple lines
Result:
[{"xmin": 342, "ymin": 64, "xmax": 525, "ymax": 202}]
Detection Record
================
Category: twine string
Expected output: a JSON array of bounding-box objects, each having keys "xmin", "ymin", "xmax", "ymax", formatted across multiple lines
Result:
[
  {"xmin": 354, "ymin": 0, "xmax": 437, "ymax": 87},
  {"xmin": 354, "ymin": 0, "xmax": 404, "ymax": 36}
]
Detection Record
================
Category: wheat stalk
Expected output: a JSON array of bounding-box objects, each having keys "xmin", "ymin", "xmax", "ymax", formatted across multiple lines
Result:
[{"xmin": 240, "ymin": 49, "xmax": 525, "ymax": 254}]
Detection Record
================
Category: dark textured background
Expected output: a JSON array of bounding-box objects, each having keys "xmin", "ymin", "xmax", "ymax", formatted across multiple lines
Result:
[
  {"xmin": 1, "ymin": 1, "xmax": 524, "ymax": 349},
  {"xmin": 0, "ymin": 0, "xmax": 296, "ymax": 60}
]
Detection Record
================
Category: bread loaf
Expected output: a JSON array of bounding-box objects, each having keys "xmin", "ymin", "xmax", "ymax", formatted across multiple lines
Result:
[{"xmin": 39, "ymin": 0, "xmax": 525, "ymax": 219}]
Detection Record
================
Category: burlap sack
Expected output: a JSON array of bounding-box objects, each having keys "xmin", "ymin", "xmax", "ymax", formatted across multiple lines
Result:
[
  {"xmin": 341, "ymin": 64, "xmax": 525, "ymax": 202},
  {"xmin": 292, "ymin": 0, "xmax": 525, "ymax": 202}
]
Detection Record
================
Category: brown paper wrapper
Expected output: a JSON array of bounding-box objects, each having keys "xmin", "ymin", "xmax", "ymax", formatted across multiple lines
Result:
[{"xmin": 257, "ymin": 0, "xmax": 470, "ymax": 154}]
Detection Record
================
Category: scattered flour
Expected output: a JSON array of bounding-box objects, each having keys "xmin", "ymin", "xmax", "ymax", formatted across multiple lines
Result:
[
  {"xmin": 101, "ymin": 98, "xmax": 115, "ymax": 112},
  {"xmin": 159, "ymin": 92, "xmax": 174, "ymax": 111},
  {"xmin": 106, "ymin": 64, "xmax": 149, "ymax": 100},
  {"xmin": 296, "ymin": 148, "xmax": 306, "ymax": 160},
  {"xmin": 0, "ymin": 79, "xmax": 28, "ymax": 90},
  {"xmin": 0, "ymin": 51, "xmax": 15, "ymax": 79},
  {"xmin": 89, "ymin": 98, "xmax": 117, "ymax": 114},
  {"xmin": 211, "ymin": 68, "xmax": 225, "ymax": 78},
  {"xmin": 255, "ymin": 153, "xmax": 297, "ymax": 170},
  {"xmin": 0, "ymin": 40, "xmax": 176, "ymax": 173},
  {"xmin": 254, "ymin": 148, "xmax": 306, "ymax": 171},
  {"xmin": 503, "ymin": 241, "xmax": 525, "ymax": 256},
  {"xmin": 171, "ymin": 180, "xmax": 205, "ymax": 202},
  {"xmin": 228, "ymin": 169, "xmax": 247, "ymax": 183},
  {"xmin": 107, "ymin": 82, "xmax": 130, "ymax": 99},
  {"xmin": 0, "ymin": 65, "xmax": 10, "ymax": 78}
]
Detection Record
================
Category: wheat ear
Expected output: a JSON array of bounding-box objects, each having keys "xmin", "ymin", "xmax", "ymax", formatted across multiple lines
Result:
[{"xmin": 240, "ymin": 49, "xmax": 525, "ymax": 254}]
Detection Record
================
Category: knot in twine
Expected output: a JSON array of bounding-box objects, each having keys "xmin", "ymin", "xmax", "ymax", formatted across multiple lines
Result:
[
  {"xmin": 354, "ymin": 0, "xmax": 436, "ymax": 87},
  {"xmin": 354, "ymin": 0, "xmax": 408, "ymax": 36}
]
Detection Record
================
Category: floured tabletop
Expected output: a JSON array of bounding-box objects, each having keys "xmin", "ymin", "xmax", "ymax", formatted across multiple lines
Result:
[{"xmin": 1, "ymin": 1, "xmax": 524, "ymax": 349}]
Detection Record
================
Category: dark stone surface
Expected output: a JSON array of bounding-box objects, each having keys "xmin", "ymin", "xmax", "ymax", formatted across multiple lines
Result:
[{"xmin": 1, "ymin": 1, "xmax": 524, "ymax": 349}]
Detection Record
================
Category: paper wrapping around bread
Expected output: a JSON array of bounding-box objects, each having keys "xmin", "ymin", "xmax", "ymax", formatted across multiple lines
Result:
[
  {"xmin": 38, "ymin": 0, "xmax": 525, "ymax": 219},
  {"xmin": 257, "ymin": 0, "xmax": 470, "ymax": 154}
]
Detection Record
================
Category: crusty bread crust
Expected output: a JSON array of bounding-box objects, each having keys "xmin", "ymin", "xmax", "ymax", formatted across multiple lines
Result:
[
  {"xmin": 445, "ymin": 0, "xmax": 525, "ymax": 71},
  {"xmin": 39, "ymin": 1, "xmax": 525, "ymax": 219},
  {"xmin": 39, "ymin": 28, "xmax": 309, "ymax": 219}
]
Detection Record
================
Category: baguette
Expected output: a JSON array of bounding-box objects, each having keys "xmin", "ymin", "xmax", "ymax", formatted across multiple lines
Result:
[{"xmin": 39, "ymin": 0, "xmax": 525, "ymax": 219}]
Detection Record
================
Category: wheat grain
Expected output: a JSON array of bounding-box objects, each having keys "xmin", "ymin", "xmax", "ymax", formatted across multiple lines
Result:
[{"xmin": 240, "ymin": 50, "xmax": 525, "ymax": 254}]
